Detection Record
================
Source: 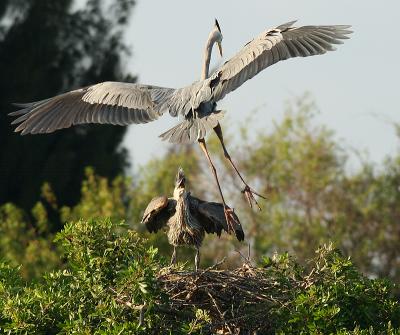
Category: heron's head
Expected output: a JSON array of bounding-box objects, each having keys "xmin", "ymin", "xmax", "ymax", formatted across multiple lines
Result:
[
  {"xmin": 213, "ymin": 19, "xmax": 223, "ymax": 57},
  {"xmin": 173, "ymin": 167, "xmax": 186, "ymax": 198}
]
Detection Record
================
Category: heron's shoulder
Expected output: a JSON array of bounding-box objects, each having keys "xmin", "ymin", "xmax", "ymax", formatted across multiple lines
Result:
[{"xmin": 142, "ymin": 196, "xmax": 169, "ymax": 217}]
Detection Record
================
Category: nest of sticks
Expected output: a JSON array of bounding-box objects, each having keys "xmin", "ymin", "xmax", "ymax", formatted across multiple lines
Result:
[{"xmin": 157, "ymin": 260, "xmax": 295, "ymax": 334}]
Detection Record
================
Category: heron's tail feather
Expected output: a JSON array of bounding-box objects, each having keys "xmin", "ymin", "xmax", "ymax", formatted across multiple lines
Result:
[{"xmin": 159, "ymin": 110, "xmax": 225, "ymax": 144}]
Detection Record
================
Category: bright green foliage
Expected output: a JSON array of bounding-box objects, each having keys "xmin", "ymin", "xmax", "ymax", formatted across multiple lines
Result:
[
  {"xmin": 0, "ymin": 168, "xmax": 136, "ymax": 282},
  {"xmin": 0, "ymin": 203, "xmax": 60, "ymax": 280},
  {"xmin": 0, "ymin": 219, "xmax": 162, "ymax": 334},
  {"xmin": 60, "ymin": 167, "xmax": 133, "ymax": 224},
  {"xmin": 270, "ymin": 244, "xmax": 400, "ymax": 334},
  {"xmin": 0, "ymin": 222, "xmax": 399, "ymax": 334}
]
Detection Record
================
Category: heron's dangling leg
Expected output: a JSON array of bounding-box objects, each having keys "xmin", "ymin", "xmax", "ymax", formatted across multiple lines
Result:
[
  {"xmin": 194, "ymin": 247, "xmax": 200, "ymax": 272},
  {"xmin": 213, "ymin": 123, "xmax": 266, "ymax": 210},
  {"xmin": 198, "ymin": 138, "xmax": 239, "ymax": 232},
  {"xmin": 170, "ymin": 246, "xmax": 177, "ymax": 266}
]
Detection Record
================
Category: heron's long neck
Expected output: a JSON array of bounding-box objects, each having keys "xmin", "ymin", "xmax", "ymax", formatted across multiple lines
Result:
[
  {"xmin": 176, "ymin": 192, "xmax": 200, "ymax": 230},
  {"xmin": 175, "ymin": 193, "xmax": 189, "ymax": 226},
  {"xmin": 201, "ymin": 34, "xmax": 215, "ymax": 80}
]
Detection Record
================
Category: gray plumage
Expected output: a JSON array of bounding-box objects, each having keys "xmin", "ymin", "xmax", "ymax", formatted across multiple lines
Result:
[
  {"xmin": 10, "ymin": 20, "xmax": 352, "ymax": 143},
  {"xmin": 141, "ymin": 168, "xmax": 244, "ymax": 270}
]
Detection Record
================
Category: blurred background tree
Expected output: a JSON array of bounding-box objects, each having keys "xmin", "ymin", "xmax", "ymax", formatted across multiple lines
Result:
[
  {"xmin": 0, "ymin": 0, "xmax": 136, "ymax": 221},
  {"xmin": 209, "ymin": 95, "xmax": 400, "ymax": 285}
]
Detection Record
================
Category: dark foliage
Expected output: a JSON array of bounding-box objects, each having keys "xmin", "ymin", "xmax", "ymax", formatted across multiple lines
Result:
[{"xmin": 0, "ymin": 0, "xmax": 135, "ymax": 221}]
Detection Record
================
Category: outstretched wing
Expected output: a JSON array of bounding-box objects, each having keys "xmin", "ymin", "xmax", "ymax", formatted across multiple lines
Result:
[
  {"xmin": 162, "ymin": 21, "xmax": 352, "ymax": 118},
  {"xmin": 209, "ymin": 21, "xmax": 352, "ymax": 102},
  {"xmin": 141, "ymin": 196, "xmax": 176, "ymax": 233},
  {"xmin": 189, "ymin": 196, "xmax": 244, "ymax": 241},
  {"xmin": 9, "ymin": 82, "xmax": 175, "ymax": 135}
]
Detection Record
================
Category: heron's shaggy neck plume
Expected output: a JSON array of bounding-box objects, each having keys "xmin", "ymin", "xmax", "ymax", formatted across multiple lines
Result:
[{"xmin": 201, "ymin": 31, "xmax": 218, "ymax": 80}]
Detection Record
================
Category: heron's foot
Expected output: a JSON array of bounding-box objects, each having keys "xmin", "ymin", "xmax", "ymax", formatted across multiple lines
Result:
[
  {"xmin": 194, "ymin": 249, "xmax": 200, "ymax": 272},
  {"xmin": 241, "ymin": 185, "xmax": 266, "ymax": 211},
  {"xmin": 223, "ymin": 205, "xmax": 241, "ymax": 233},
  {"xmin": 170, "ymin": 250, "xmax": 177, "ymax": 266}
]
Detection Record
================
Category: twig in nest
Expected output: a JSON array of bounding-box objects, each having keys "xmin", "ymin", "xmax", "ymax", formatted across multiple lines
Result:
[
  {"xmin": 235, "ymin": 244, "xmax": 254, "ymax": 267},
  {"xmin": 195, "ymin": 257, "xmax": 226, "ymax": 282},
  {"xmin": 207, "ymin": 290, "xmax": 233, "ymax": 335}
]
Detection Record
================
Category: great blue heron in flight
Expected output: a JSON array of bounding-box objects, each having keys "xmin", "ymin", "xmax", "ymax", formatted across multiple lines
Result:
[
  {"xmin": 141, "ymin": 167, "xmax": 244, "ymax": 271},
  {"xmin": 9, "ymin": 20, "xmax": 352, "ymax": 231}
]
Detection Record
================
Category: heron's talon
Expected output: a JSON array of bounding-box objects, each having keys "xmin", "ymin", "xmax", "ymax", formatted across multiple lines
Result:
[
  {"xmin": 242, "ymin": 185, "xmax": 265, "ymax": 211},
  {"xmin": 223, "ymin": 205, "xmax": 240, "ymax": 233}
]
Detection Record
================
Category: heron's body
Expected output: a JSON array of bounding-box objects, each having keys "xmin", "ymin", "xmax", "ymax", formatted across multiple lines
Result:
[
  {"xmin": 142, "ymin": 168, "xmax": 244, "ymax": 270},
  {"xmin": 167, "ymin": 192, "xmax": 204, "ymax": 248}
]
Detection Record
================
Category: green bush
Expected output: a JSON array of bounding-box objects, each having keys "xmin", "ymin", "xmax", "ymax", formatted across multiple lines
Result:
[
  {"xmin": 267, "ymin": 244, "xmax": 400, "ymax": 334},
  {"xmin": 0, "ymin": 220, "xmax": 399, "ymax": 334},
  {"xmin": 0, "ymin": 219, "xmax": 161, "ymax": 334}
]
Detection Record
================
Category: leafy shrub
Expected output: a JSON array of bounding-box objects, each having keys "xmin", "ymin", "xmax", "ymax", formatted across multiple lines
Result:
[
  {"xmin": 0, "ymin": 219, "xmax": 161, "ymax": 334},
  {"xmin": 0, "ymin": 220, "xmax": 399, "ymax": 334},
  {"xmin": 267, "ymin": 244, "xmax": 400, "ymax": 334}
]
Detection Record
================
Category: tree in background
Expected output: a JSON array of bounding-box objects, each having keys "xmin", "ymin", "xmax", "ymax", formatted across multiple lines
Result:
[
  {"xmin": 213, "ymin": 95, "xmax": 400, "ymax": 284},
  {"xmin": 0, "ymin": 0, "xmax": 135, "ymax": 218}
]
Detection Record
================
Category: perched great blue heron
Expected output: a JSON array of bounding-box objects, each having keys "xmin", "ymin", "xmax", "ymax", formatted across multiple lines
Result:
[
  {"xmin": 141, "ymin": 167, "xmax": 244, "ymax": 271},
  {"xmin": 9, "ymin": 19, "xmax": 352, "ymax": 231}
]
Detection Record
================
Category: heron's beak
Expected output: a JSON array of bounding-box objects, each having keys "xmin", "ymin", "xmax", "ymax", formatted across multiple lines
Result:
[
  {"xmin": 176, "ymin": 176, "xmax": 185, "ymax": 189},
  {"xmin": 176, "ymin": 168, "xmax": 186, "ymax": 188},
  {"xmin": 217, "ymin": 41, "xmax": 223, "ymax": 57}
]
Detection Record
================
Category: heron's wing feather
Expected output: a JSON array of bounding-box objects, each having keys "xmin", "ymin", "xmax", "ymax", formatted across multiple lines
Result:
[
  {"xmin": 141, "ymin": 196, "xmax": 176, "ymax": 233},
  {"xmin": 210, "ymin": 22, "xmax": 352, "ymax": 102},
  {"xmin": 9, "ymin": 82, "xmax": 175, "ymax": 135},
  {"xmin": 190, "ymin": 196, "xmax": 244, "ymax": 241}
]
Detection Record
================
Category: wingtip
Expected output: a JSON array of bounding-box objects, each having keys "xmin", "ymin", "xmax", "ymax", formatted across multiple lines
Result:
[
  {"xmin": 8, "ymin": 109, "xmax": 28, "ymax": 117},
  {"xmin": 338, "ymin": 24, "xmax": 352, "ymax": 30},
  {"xmin": 12, "ymin": 102, "xmax": 29, "ymax": 108},
  {"xmin": 236, "ymin": 229, "xmax": 245, "ymax": 242},
  {"xmin": 277, "ymin": 20, "xmax": 298, "ymax": 31}
]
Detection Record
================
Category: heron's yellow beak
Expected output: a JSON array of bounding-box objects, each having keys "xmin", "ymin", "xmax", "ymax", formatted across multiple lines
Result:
[{"xmin": 217, "ymin": 41, "xmax": 223, "ymax": 57}]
